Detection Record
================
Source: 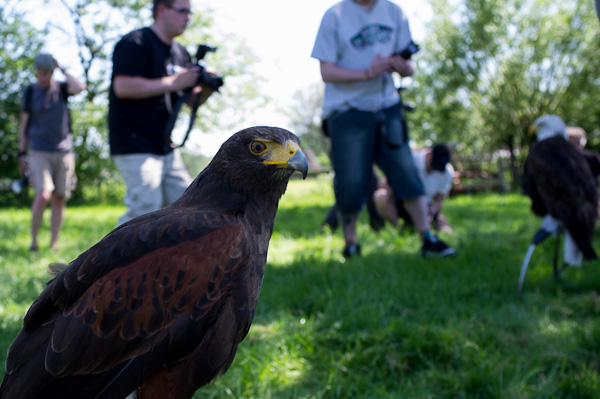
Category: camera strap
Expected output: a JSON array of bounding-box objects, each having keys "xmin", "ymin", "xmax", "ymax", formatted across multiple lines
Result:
[
  {"xmin": 163, "ymin": 92, "xmax": 185, "ymax": 145},
  {"xmin": 163, "ymin": 91, "xmax": 202, "ymax": 148},
  {"xmin": 176, "ymin": 97, "xmax": 201, "ymax": 148},
  {"xmin": 163, "ymin": 43, "xmax": 196, "ymax": 148}
]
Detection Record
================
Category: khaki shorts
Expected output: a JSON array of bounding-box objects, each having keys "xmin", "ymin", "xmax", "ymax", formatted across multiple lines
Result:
[
  {"xmin": 29, "ymin": 150, "xmax": 77, "ymax": 198},
  {"xmin": 112, "ymin": 150, "xmax": 192, "ymax": 226}
]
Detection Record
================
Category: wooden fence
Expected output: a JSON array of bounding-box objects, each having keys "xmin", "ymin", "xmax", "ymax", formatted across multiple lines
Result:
[{"xmin": 450, "ymin": 151, "xmax": 513, "ymax": 195}]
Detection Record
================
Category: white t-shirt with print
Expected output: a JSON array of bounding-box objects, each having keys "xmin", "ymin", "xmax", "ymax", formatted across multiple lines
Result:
[{"xmin": 311, "ymin": 0, "xmax": 413, "ymax": 119}]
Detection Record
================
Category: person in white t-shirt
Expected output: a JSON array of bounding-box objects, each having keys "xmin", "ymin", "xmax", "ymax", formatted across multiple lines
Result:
[
  {"xmin": 373, "ymin": 143, "xmax": 454, "ymax": 233},
  {"xmin": 311, "ymin": 0, "xmax": 456, "ymax": 258}
]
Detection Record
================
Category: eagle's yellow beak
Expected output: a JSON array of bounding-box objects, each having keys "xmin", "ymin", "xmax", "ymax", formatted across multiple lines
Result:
[{"xmin": 528, "ymin": 124, "xmax": 538, "ymax": 135}]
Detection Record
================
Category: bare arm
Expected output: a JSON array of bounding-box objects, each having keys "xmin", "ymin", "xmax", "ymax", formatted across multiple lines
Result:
[
  {"xmin": 112, "ymin": 67, "xmax": 200, "ymax": 99},
  {"xmin": 429, "ymin": 193, "xmax": 445, "ymax": 216},
  {"xmin": 18, "ymin": 112, "xmax": 29, "ymax": 175},
  {"xmin": 53, "ymin": 58, "xmax": 87, "ymax": 95},
  {"xmin": 319, "ymin": 54, "xmax": 393, "ymax": 83},
  {"xmin": 61, "ymin": 69, "xmax": 87, "ymax": 95},
  {"xmin": 389, "ymin": 55, "xmax": 415, "ymax": 77}
]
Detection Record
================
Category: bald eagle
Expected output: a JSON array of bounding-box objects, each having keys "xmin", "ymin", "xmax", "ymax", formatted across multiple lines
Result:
[
  {"xmin": 519, "ymin": 115, "xmax": 598, "ymax": 293},
  {"xmin": 0, "ymin": 127, "xmax": 308, "ymax": 399}
]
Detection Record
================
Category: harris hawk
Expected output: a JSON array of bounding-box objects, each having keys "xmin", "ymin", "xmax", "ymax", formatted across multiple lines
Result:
[
  {"xmin": 0, "ymin": 126, "xmax": 308, "ymax": 399},
  {"xmin": 519, "ymin": 115, "xmax": 597, "ymax": 293}
]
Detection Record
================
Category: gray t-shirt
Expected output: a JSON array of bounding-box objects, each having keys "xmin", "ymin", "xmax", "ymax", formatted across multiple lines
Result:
[
  {"xmin": 311, "ymin": 0, "xmax": 413, "ymax": 119},
  {"xmin": 21, "ymin": 82, "xmax": 73, "ymax": 153}
]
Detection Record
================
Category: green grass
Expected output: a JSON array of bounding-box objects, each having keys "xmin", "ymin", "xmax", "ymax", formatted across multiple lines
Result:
[{"xmin": 1, "ymin": 176, "xmax": 600, "ymax": 398}]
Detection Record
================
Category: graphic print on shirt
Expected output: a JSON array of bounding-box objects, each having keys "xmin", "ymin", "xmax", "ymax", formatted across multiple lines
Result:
[{"xmin": 351, "ymin": 24, "xmax": 392, "ymax": 50}]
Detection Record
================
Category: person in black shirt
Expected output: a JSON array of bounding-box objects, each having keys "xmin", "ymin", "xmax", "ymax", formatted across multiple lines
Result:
[{"xmin": 109, "ymin": 0, "xmax": 217, "ymax": 225}]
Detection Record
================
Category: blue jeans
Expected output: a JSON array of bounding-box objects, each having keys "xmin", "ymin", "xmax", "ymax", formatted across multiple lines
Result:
[{"xmin": 327, "ymin": 105, "xmax": 424, "ymax": 215}]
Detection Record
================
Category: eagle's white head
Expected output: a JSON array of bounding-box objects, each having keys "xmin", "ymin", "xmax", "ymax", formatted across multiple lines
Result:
[{"xmin": 531, "ymin": 115, "xmax": 568, "ymax": 142}]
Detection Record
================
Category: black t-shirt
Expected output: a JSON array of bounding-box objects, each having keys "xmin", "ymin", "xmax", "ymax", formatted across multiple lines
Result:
[{"xmin": 108, "ymin": 27, "xmax": 192, "ymax": 155}]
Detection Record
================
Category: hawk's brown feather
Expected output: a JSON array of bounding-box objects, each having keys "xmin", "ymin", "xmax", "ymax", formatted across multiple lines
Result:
[{"xmin": 0, "ymin": 126, "xmax": 308, "ymax": 399}]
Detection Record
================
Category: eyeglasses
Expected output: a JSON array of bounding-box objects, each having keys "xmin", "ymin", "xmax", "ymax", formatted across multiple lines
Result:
[{"xmin": 167, "ymin": 5, "xmax": 192, "ymax": 16}]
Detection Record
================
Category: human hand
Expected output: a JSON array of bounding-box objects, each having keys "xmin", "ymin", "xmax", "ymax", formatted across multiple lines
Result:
[
  {"xmin": 18, "ymin": 157, "xmax": 29, "ymax": 176},
  {"xmin": 390, "ymin": 55, "xmax": 414, "ymax": 77},
  {"xmin": 366, "ymin": 54, "xmax": 393, "ymax": 79},
  {"xmin": 172, "ymin": 66, "xmax": 200, "ymax": 91},
  {"xmin": 189, "ymin": 81, "xmax": 216, "ymax": 107}
]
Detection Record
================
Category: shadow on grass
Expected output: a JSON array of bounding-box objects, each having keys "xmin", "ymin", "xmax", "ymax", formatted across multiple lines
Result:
[
  {"xmin": 231, "ymin": 197, "xmax": 600, "ymax": 398},
  {"xmin": 245, "ymin": 245, "xmax": 600, "ymax": 398},
  {"xmin": 3, "ymin": 195, "xmax": 600, "ymax": 398},
  {"xmin": 273, "ymin": 204, "xmax": 334, "ymax": 239}
]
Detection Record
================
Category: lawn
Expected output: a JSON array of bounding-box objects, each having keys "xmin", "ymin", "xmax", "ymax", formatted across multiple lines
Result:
[{"xmin": 1, "ymin": 175, "xmax": 600, "ymax": 398}]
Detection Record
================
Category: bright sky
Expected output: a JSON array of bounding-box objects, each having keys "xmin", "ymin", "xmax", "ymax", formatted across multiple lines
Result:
[
  {"xmin": 13, "ymin": 0, "xmax": 432, "ymax": 155},
  {"xmin": 197, "ymin": 0, "xmax": 431, "ymax": 154}
]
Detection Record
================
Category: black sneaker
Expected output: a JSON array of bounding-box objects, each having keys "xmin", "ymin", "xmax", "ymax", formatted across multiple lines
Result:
[
  {"xmin": 343, "ymin": 242, "xmax": 361, "ymax": 258},
  {"xmin": 421, "ymin": 236, "xmax": 456, "ymax": 258}
]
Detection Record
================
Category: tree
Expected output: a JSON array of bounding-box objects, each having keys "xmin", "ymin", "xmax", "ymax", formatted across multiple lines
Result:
[
  {"xmin": 286, "ymin": 83, "xmax": 330, "ymax": 168},
  {"xmin": 2, "ymin": 0, "xmax": 264, "ymax": 202},
  {"xmin": 408, "ymin": 0, "xmax": 600, "ymax": 186},
  {"xmin": 0, "ymin": 6, "xmax": 46, "ymax": 205}
]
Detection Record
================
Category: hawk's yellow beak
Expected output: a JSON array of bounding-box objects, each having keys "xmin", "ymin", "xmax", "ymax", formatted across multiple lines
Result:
[{"xmin": 264, "ymin": 141, "xmax": 308, "ymax": 179}]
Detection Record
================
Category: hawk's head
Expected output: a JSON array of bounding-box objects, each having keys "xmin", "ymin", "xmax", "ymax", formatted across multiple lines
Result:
[{"xmin": 200, "ymin": 126, "xmax": 308, "ymax": 201}]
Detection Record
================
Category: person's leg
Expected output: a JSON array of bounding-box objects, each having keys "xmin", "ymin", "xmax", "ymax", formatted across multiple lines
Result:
[
  {"xmin": 30, "ymin": 191, "xmax": 50, "ymax": 251},
  {"xmin": 49, "ymin": 152, "xmax": 76, "ymax": 251},
  {"xmin": 373, "ymin": 186, "xmax": 399, "ymax": 227},
  {"xmin": 28, "ymin": 151, "xmax": 54, "ymax": 251},
  {"xmin": 162, "ymin": 150, "xmax": 193, "ymax": 206},
  {"xmin": 321, "ymin": 204, "xmax": 340, "ymax": 231},
  {"xmin": 113, "ymin": 154, "xmax": 165, "ymax": 226},
  {"xmin": 341, "ymin": 213, "xmax": 359, "ymax": 244},
  {"xmin": 432, "ymin": 211, "xmax": 453, "ymax": 234},
  {"xmin": 376, "ymin": 106, "xmax": 426, "ymax": 232},
  {"xmin": 49, "ymin": 194, "xmax": 66, "ymax": 250},
  {"xmin": 402, "ymin": 195, "xmax": 429, "ymax": 235},
  {"xmin": 328, "ymin": 109, "xmax": 377, "ymax": 256},
  {"xmin": 376, "ymin": 106, "xmax": 455, "ymax": 256}
]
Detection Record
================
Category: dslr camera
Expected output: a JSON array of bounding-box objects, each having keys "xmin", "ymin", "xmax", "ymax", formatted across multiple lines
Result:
[
  {"xmin": 393, "ymin": 41, "xmax": 420, "ymax": 60},
  {"xmin": 194, "ymin": 44, "xmax": 224, "ymax": 91}
]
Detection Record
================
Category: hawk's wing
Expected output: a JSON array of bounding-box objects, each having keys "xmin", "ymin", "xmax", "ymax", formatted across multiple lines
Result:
[{"xmin": 6, "ymin": 207, "xmax": 253, "ymax": 381}]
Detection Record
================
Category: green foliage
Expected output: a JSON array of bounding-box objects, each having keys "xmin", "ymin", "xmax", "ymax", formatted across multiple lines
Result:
[
  {"xmin": 1, "ymin": 178, "xmax": 600, "ymax": 397},
  {"xmin": 287, "ymin": 83, "xmax": 331, "ymax": 167},
  {"xmin": 0, "ymin": 6, "xmax": 45, "ymax": 200},
  {"xmin": 1, "ymin": 0, "xmax": 263, "ymax": 203},
  {"xmin": 68, "ymin": 101, "xmax": 121, "ymax": 202},
  {"xmin": 181, "ymin": 150, "xmax": 213, "ymax": 176},
  {"xmin": 290, "ymin": 0, "xmax": 600, "ymax": 188},
  {"xmin": 176, "ymin": 8, "xmax": 268, "ymax": 138},
  {"xmin": 409, "ymin": 0, "xmax": 600, "ymax": 157}
]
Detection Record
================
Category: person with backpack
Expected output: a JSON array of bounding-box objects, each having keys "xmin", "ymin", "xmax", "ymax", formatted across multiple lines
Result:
[
  {"xmin": 108, "ymin": 0, "xmax": 218, "ymax": 226},
  {"xmin": 17, "ymin": 53, "xmax": 87, "ymax": 252}
]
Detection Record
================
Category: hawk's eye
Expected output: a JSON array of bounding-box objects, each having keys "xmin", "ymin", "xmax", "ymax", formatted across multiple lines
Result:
[{"xmin": 249, "ymin": 140, "xmax": 267, "ymax": 154}]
